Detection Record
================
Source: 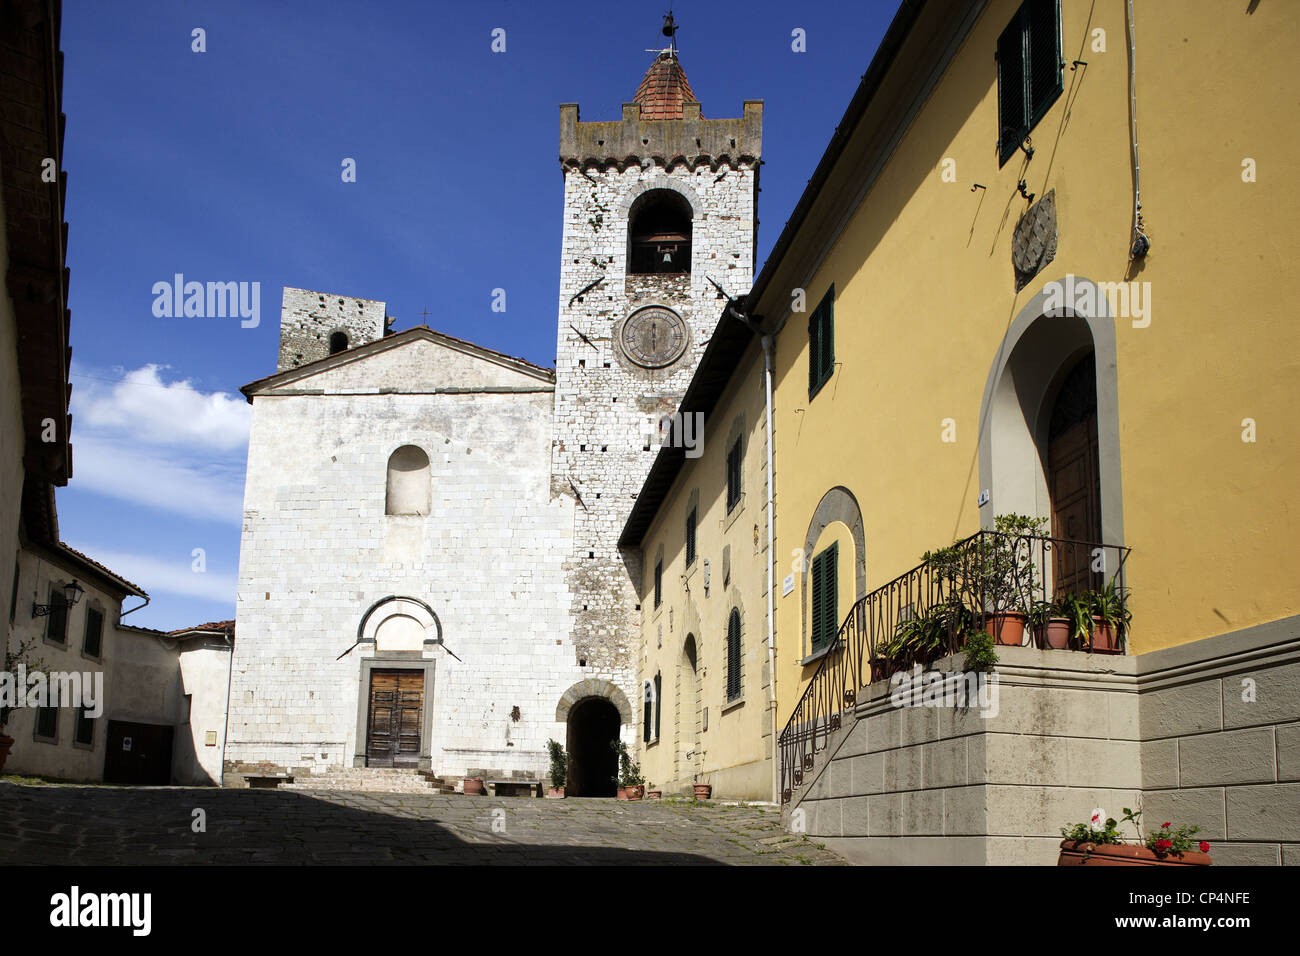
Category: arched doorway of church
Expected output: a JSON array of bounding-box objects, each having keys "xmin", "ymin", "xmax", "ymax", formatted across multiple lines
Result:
[{"xmin": 565, "ymin": 697, "xmax": 620, "ymax": 797}]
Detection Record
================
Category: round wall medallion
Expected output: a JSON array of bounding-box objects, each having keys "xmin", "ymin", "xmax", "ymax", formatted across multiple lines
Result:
[{"xmin": 619, "ymin": 306, "xmax": 689, "ymax": 368}]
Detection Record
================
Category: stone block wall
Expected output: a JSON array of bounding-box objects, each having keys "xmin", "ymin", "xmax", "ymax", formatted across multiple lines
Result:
[
  {"xmin": 226, "ymin": 333, "xmax": 592, "ymax": 783},
  {"xmin": 789, "ymin": 616, "xmax": 1300, "ymax": 864},
  {"xmin": 1137, "ymin": 616, "xmax": 1300, "ymax": 865},
  {"xmin": 552, "ymin": 103, "xmax": 761, "ymax": 722}
]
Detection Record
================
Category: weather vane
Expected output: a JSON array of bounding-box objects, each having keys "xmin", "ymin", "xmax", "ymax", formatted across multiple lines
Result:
[{"xmin": 645, "ymin": 9, "xmax": 678, "ymax": 56}]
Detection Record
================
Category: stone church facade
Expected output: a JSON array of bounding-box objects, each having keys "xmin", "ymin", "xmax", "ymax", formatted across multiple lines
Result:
[{"xmin": 224, "ymin": 45, "xmax": 761, "ymax": 792}]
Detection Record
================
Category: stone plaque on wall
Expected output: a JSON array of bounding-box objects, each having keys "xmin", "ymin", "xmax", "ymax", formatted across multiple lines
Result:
[{"xmin": 1012, "ymin": 188, "xmax": 1057, "ymax": 291}]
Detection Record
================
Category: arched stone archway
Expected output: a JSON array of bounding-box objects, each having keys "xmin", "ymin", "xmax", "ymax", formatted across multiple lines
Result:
[
  {"xmin": 976, "ymin": 276, "xmax": 1125, "ymax": 549},
  {"xmin": 555, "ymin": 679, "xmax": 632, "ymax": 797},
  {"xmin": 565, "ymin": 697, "xmax": 620, "ymax": 797}
]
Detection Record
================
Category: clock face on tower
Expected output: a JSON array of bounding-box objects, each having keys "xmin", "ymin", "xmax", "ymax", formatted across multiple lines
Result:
[{"xmin": 619, "ymin": 305, "xmax": 689, "ymax": 368}]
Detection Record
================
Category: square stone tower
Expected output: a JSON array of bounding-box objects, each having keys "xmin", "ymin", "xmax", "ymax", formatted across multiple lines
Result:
[
  {"xmin": 551, "ymin": 44, "xmax": 762, "ymax": 706},
  {"xmin": 277, "ymin": 287, "xmax": 389, "ymax": 372}
]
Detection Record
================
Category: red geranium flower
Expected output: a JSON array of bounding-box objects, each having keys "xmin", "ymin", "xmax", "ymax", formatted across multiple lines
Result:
[
  {"xmin": 1156, "ymin": 839, "xmax": 1173, "ymax": 850},
  {"xmin": 1161, "ymin": 822, "xmax": 1171, "ymax": 829},
  {"xmin": 1199, "ymin": 841, "xmax": 1211, "ymax": 853}
]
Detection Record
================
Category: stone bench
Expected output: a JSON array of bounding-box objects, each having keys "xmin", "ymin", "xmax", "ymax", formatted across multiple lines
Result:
[{"xmin": 486, "ymin": 779, "xmax": 542, "ymax": 798}]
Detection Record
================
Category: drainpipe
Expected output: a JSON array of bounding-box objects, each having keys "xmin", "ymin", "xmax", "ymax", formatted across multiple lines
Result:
[
  {"xmin": 760, "ymin": 332, "xmax": 778, "ymax": 805},
  {"xmin": 730, "ymin": 304, "xmax": 780, "ymax": 803},
  {"xmin": 1126, "ymin": 0, "xmax": 1149, "ymax": 261}
]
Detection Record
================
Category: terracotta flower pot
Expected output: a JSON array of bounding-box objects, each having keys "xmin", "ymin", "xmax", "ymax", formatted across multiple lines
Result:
[
  {"xmin": 983, "ymin": 612, "xmax": 1028, "ymax": 646},
  {"xmin": 626, "ymin": 785, "xmax": 644, "ymax": 800},
  {"xmin": 693, "ymin": 783, "xmax": 712, "ymax": 800},
  {"xmin": 1057, "ymin": 840, "xmax": 1211, "ymax": 866},
  {"xmin": 462, "ymin": 777, "xmax": 485, "ymax": 796},
  {"xmin": 544, "ymin": 787, "xmax": 565, "ymax": 799},
  {"xmin": 1090, "ymin": 617, "xmax": 1123, "ymax": 654},
  {"xmin": 647, "ymin": 790, "xmax": 662, "ymax": 800},
  {"xmin": 0, "ymin": 733, "xmax": 13, "ymax": 773},
  {"xmin": 1040, "ymin": 618, "xmax": 1072, "ymax": 650},
  {"xmin": 616, "ymin": 787, "xmax": 630, "ymax": 801}
]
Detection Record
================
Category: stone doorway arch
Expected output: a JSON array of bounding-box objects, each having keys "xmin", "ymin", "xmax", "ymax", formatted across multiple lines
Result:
[{"xmin": 555, "ymin": 679, "xmax": 632, "ymax": 797}]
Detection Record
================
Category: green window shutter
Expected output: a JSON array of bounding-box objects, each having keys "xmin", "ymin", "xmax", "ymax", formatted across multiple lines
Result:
[
  {"xmin": 36, "ymin": 706, "xmax": 57, "ymax": 739},
  {"xmin": 47, "ymin": 588, "xmax": 67, "ymax": 644},
  {"xmin": 83, "ymin": 606, "xmax": 104, "ymax": 658},
  {"xmin": 654, "ymin": 560, "xmax": 662, "ymax": 608},
  {"xmin": 810, "ymin": 551, "xmax": 826, "ymax": 650},
  {"xmin": 654, "ymin": 672, "xmax": 662, "ymax": 738},
  {"xmin": 1027, "ymin": 0, "xmax": 1063, "ymax": 127},
  {"xmin": 808, "ymin": 310, "xmax": 821, "ymax": 394},
  {"xmin": 75, "ymin": 708, "xmax": 95, "ymax": 746},
  {"xmin": 809, "ymin": 286, "xmax": 835, "ymax": 398},
  {"xmin": 726, "ymin": 610, "xmax": 742, "ymax": 700},
  {"xmin": 811, "ymin": 543, "xmax": 839, "ymax": 652},
  {"xmin": 644, "ymin": 683, "xmax": 652, "ymax": 742},
  {"xmin": 996, "ymin": 8, "xmax": 1028, "ymax": 165},
  {"xmin": 686, "ymin": 508, "xmax": 697, "ymax": 566},
  {"xmin": 822, "ymin": 542, "xmax": 839, "ymax": 647}
]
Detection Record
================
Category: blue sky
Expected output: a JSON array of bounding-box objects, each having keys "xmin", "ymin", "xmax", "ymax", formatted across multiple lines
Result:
[{"xmin": 55, "ymin": 0, "xmax": 895, "ymax": 630}]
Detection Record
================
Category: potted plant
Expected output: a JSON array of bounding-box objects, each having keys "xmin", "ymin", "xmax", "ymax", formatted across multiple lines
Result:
[
  {"xmin": 976, "ymin": 514, "xmax": 1047, "ymax": 645},
  {"xmin": 1058, "ymin": 806, "xmax": 1211, "ymax": 866},
  {"xmin": 646, "ymin": 782, "xmax": 662, "ymax": 800},
  {"xmin": 1087, "ymin": 580, "xmax": 1130, "ymax": 654},
  {"xmin": 611, "ymin": 739, "xmax": 643, "ymax": 800},
  {"xmin": 1, "ymin": 636, "xmax": 47, "ymax": 773},
  {"xmin": 693, "ymin": 778, "xmax": 712, "ymax": 800},
  {"xmin": 1050, "ymin": 590, "xmax": 1093, "ymax": 649},
  {"xmin": 545, "ymin": 738, "xmax": 567, "ymax": 798},
  {"xmin": 962, "ymin": 629, "xmax": 998, "ymax": 674},
  {"xmin": 462, "ymin": 776, "xmax": 486, "ymax": 795},
  {"xmin": 1030, "ymin": 596, "xmax": 1073, "ymax": 649}
]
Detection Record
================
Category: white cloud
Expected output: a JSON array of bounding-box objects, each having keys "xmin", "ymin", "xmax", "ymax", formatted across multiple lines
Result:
[
  {"xmin": 71, "ymin": 434, "xmax": 245, "ymax": 525},
  {"xmin": 71, "ymin": 364, "xmax": 250, "ymax": 452},
  {"xmin": 62, "ymin": 544, "xmax": 236, "ymax": 605}
]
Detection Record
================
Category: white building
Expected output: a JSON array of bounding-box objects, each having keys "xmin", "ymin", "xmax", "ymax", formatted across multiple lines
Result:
[{"xmin": 224, "ymin": 41, "xmax": 761, "ymax": 794}]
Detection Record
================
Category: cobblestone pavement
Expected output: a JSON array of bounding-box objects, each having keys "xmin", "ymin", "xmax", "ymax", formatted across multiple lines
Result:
[{"xmin": 0, "ymin": 782, "xmax": 847, "ymax": 865}]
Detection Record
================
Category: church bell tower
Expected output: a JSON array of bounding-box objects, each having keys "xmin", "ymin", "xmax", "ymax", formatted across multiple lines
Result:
[{"xmin": 551, "ymin": 16, "xmax": 763, "ymax": 702}]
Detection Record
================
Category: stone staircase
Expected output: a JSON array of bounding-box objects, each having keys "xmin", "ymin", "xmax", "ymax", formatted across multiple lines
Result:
[{"xmin": 280, "ymin": 767, "xmax": 457, "ymax": 794}]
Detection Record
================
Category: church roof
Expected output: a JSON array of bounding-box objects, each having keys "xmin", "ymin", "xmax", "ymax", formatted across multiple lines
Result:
[
  {"xmin": 633, "ymin": 52, "xmax": 700, "ymax": 120},
  {"xmin": 240, "ymin": 325, "xmax": 554, "ymax": 401}
]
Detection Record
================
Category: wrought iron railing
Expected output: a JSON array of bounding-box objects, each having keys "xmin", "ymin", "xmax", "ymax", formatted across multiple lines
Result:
[{"xmin": 778, "ymin": 531, "xmax": 1131, "ymax": 803}]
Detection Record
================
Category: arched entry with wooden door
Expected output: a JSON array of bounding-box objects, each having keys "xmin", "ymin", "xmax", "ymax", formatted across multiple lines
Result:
[{"xmin": 977, "ymin": 278, "xmax": 1126, "ymax": 578}]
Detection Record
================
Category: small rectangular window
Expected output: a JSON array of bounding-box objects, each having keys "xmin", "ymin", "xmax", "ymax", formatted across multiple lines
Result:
[
  {"xmin": 643, "ymin": 683, "xmax": 653, "ymax": 743},
  {"xmin": 810, "ymin": 542, "xmax": 840, "ymax": 653},
  {"xmin": 997, "ymin": 0, "xmax": 1063, "ymax": 165},
  {"xmin": 46, "ymin": 587, "xmax": 68, "ymax": 644},
  {"xmin": 83, "ymin": 606, "xmax": 104, "ymax": 658},
  {"xmin": 808, "ymin": 286, "xmax": 835, "ymax": 398},
  {"xmin": 685, "ymin": 507, "xmax": 697, "ymax": 567},
  {"xmin": 74, "ymin": 707, "xmax": 95, "ymax": 746},
  {"xmin": 35, "ymin": 706, "xmax": 58, "ymax": 741},
  {"xmin": 654, "ymin": 559, "xmax": 663, "ymax": 609},
  {"xmin": 726, "ymin": 440, "xmax": 742, "ymax": 512}
]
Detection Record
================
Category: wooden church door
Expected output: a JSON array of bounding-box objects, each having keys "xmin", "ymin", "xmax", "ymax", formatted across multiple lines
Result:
[{"xmin": 365, "ymin": 669, "xmax": 424, "ymax": 767}]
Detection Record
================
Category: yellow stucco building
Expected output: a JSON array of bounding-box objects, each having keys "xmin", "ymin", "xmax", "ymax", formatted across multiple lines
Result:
[{"xmin": 627, "ymin": 0, "xmax": 1299, "ymax": 862}]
